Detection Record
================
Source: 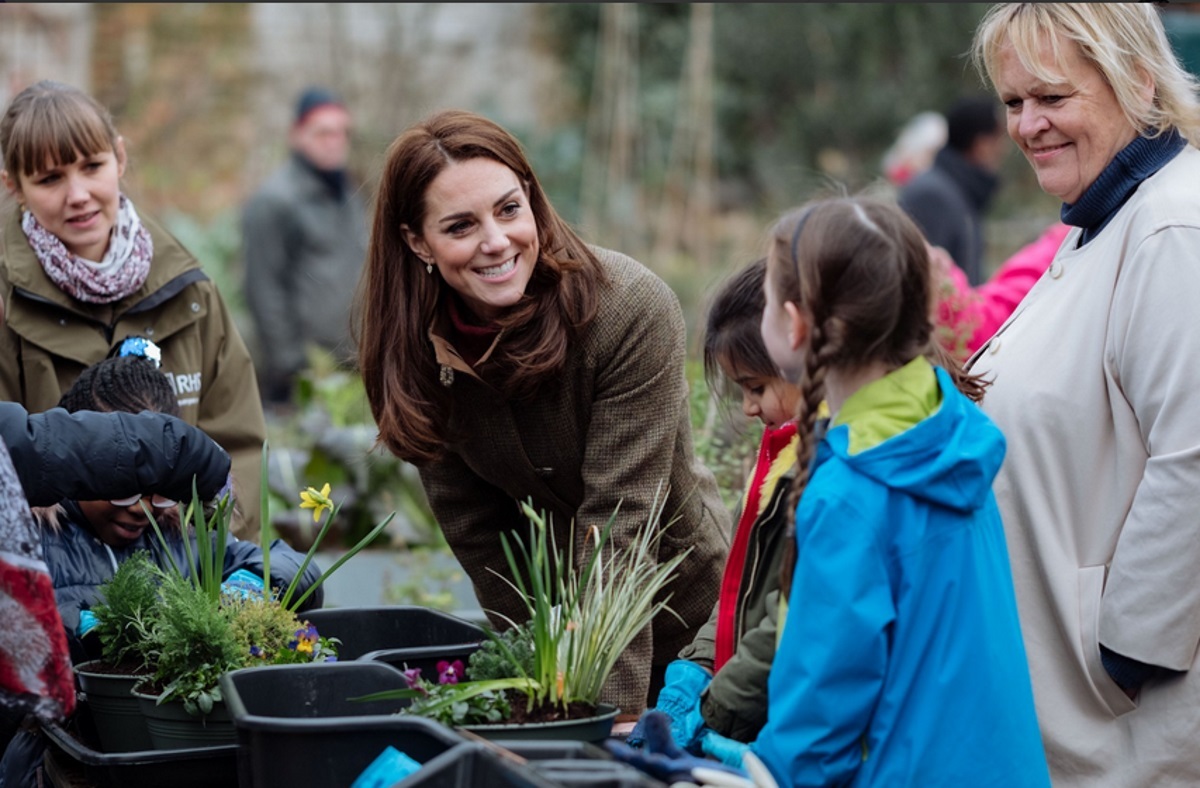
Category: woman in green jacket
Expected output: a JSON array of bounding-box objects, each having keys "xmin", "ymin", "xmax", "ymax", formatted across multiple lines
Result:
[{"xmin": 0, "ymin": 80, "xmax": 266, "ymax": 538}]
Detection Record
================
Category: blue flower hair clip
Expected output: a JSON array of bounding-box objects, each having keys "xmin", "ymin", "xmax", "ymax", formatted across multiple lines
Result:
[{"xmin": 110, "ymin": 335, "xmax": 163, "ymax": 369}]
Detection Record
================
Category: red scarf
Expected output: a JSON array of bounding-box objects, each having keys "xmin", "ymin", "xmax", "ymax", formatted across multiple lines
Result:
[{"xmin": 713, "ymin": 420, "xmax": 798, "ymax": 672}]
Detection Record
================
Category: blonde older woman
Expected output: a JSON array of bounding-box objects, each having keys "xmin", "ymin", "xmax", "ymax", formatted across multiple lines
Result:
[{"xmin": 968, "ymin": 4, "xmax": 1200, "ymax": 785}]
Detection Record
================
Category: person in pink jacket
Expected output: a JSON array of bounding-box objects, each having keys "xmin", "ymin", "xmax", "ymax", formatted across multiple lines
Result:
[{"xmin": 930, "ymin": 220, "xmax": 1070, "ymax": 361}]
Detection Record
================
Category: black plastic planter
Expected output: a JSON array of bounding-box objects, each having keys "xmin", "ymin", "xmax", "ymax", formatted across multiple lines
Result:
[
  {"xmin": 391, "ymin": 741, "xmax": 561, "ymax": 787},
  {"xmin": 303, "ymin": 605, "xmax": 487, "ymax": 679},
  {"xmin": 40, "ymin": 699, "xmax": 238, "ymax": 788},
  {"xmin": 220, "ymin": 661, "xmax": 465, "ymax": 788},
  {"xmin": 499, "ymin": 741, "xmax": 669, "ymax": 788}
]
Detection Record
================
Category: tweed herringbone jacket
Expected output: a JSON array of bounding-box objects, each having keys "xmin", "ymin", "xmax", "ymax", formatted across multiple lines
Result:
[{"xmin": 418, "ymin": 246, "xmax": 731, "ymax": 715}]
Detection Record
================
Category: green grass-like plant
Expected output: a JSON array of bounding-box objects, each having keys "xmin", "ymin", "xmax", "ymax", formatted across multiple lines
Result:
[{"xmin": 357, "ymin": 484, "xmax": 691, "ymax": 720}]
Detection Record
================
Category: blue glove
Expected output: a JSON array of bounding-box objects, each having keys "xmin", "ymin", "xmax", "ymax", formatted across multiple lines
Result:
[
  {"xmin": 626, "ymin": 659, "xmax": 711, "ymax": 749},
  {"xmin": 222, "ymin": 568, "xmax": 266, "ymax": 600},
  {"xmin": 605, "ymin": 710, "xmax": 750, "ymax": 786},
  {"xmin": 350, "ymin": 745, "xmax": 421, "ymax": 788},
  {"xmin": 77, "ymin": 609, "xmax": 98, "ymax": 637},
  {"xmin": 700, "ymin": 727, "xmax": 752, "ymax": 770}
]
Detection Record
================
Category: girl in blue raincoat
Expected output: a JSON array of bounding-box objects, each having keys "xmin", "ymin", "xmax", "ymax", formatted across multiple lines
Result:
[{"xmin": 737, "ymin": 196, "xmax": 1050, "ymax": 787}]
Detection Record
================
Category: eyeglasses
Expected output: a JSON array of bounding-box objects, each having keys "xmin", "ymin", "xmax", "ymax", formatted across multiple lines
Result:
[{"xmin": 109, "ymin": 493, "xmax": 177, "ymax": 509}]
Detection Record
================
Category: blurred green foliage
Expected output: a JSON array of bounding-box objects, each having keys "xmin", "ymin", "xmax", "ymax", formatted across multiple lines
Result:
[{"xmin": 542, "ymin": 3, "xmax": 999, "ymax": 217}]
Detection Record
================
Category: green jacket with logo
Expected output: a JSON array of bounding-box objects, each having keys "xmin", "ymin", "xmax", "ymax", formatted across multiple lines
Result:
[{"xmin": 0, "ymin": 205, "xmax": 266, "ymax": 538}]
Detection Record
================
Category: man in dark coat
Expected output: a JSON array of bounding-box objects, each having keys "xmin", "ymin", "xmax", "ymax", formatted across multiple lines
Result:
[
  {"xmin": 898, "ymin": 94, "xmax": 1007, "ymax": 286},
  {"xmin": 241, "ymin": 86, "xmax": 369, "ymax": 407}
]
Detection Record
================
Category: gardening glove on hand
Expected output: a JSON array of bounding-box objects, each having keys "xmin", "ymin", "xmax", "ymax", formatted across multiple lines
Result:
[
  {"xmin": 221, "ymin": 568, "xmax": 266, "ymax": 600},
  {"xmin": 76, "ymin": 609, "xmax": 98, "ymax": 637},
  {"xmin": 606, "ymin": 710, "xmax": 752, "ymax": 786},
  {"xmin": 700, "ymin": 727, "xmax": 753, "ymax": 770},
  {"xmin": 626, "ymin": 658, "xmax": 711, "ymax": 749}
]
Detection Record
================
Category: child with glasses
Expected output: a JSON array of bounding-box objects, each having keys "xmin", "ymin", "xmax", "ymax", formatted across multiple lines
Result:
[{"xmin": 36, "ymin": 349, "xmax": 324, "ymax": 666}]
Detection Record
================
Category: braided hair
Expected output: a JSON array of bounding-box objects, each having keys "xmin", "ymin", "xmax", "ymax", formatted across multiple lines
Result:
[
  {"xmin": 768, "ymin": 196, "xmax": 990, "ymax": 594},
  {"xmin": 58, "ymin": 356, "xmax": 180, "ymax": 418}
]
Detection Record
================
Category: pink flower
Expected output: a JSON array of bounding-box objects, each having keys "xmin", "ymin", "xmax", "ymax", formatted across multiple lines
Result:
[{"xmin": 436, "ymin": 659, "xmax": 464, "ymax": 685}]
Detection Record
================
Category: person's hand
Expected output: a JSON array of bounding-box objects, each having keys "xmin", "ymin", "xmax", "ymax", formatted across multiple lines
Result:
[
  {"xmin": 605, "ymin": 709, "xmax": 752, "ymax": 786},
  {"xmin": 626, "ymin": 659, "xmax": 711, "ymax": 750},
  {"xmin": 221, "ymin": 568, "xmax": 265, "ymax": 600},
  {"xmin": 77, "ymin": 609, "xmax": 98, "ymax": 637},
  {"xmin": 700, "ymin": 727, "xmax": 752, "ymax": 769}
]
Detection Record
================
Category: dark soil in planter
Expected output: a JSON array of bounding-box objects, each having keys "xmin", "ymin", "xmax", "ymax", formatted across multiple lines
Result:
[{"xmin": 501, "ymin": 696, "xmax": 598, "ymax": 724}]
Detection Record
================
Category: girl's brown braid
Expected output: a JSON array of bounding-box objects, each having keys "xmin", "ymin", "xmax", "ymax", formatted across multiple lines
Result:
[{"xmin": 778, "ymin": 319, "xmax": 841, "ymax": 596}]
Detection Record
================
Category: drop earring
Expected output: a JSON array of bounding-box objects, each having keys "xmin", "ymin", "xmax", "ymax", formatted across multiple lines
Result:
[{"xmin": 426, "ymin": 262, "xmax": 433, "ymax": 275}]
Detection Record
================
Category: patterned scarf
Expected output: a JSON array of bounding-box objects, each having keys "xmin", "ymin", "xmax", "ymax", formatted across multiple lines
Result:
[
  {"xmin": 0, "ymin": 440, "xmax": 75, "ymax": 723},
  {"xmin": 21, "ymin": 193, "xmax": 154, "ymax": 304}
]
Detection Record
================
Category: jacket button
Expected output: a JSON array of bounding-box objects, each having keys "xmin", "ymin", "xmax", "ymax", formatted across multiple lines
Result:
[
  {"xmin": 989, "ymin": 339, "xmax": 1001, "ymax": 355},
  {"xmin": 191, "ymin": 302, "xmax": 200, "ymax": 312},
  {"xmin": 58, "ymin": 318, "xmax": 66, "ymax": 326},
  {"xmin": 1049, "ymin": 262, "xmax": 1064, "ymax": 279},
  {"xmin": 145, "ymin": 327, "xmax": 155, "ymax": 336}
]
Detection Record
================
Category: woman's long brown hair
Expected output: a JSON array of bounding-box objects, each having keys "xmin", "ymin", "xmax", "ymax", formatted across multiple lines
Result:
[{"xmin": 354, "ymin": 110, "xmax": 607, "ymax": 464}]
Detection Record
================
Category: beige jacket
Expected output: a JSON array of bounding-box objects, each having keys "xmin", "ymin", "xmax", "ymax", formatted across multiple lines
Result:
[{"xmin": 968, "ymin": 146, "xmax": 1200, "ymax": 786}]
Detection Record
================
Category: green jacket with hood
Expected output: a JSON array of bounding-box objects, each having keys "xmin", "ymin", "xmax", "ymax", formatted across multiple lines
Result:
[{"xmin": 0, "ymin": 205, "xmax": 266, "ymax": 538}]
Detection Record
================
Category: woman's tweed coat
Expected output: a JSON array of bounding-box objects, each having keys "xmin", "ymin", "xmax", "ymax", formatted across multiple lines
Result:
[{"xmin": 419, "ymin": 246, "xmax": 731, "ymax": 715}]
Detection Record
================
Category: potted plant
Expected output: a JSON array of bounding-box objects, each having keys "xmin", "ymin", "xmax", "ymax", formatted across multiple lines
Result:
[
  {"xmin": 73, "ymin": 549, "xmax": 160, "ymax": 752},
  {"xmin": 130, "ymin": 444, "xmax": 393, "ymax": 749},
  {"xmin": 360, "ymin": 489, "xmax": 691, "ymax": 744}
]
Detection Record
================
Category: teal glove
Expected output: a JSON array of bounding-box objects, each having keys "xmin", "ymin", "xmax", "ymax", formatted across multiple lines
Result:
[
  {"xmin": 606, "ymin": 710, "xmax": 751, "ymax": 786},
  {"xmin": 700, "ymin": 727, "xmax": 753, "ymax": 770},
  {"xmin": 626, "ymin": 659, "xmax": 711, "ymax": 749},
  {"xmin": 221, "ymin": 568, "xmax": 266, "ymax": 600},
  {"xmin": 77, "ymin": 609, "xmax": 98, "ymax": 637},
  {"xmin": 350, "ymin": 746, "xmax": 421, "ymax": 788}
]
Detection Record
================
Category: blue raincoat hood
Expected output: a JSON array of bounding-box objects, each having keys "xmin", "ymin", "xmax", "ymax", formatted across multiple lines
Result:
[{"xmin": 822, "ymin": 364, "xmax": 1005, "ymax": 514}]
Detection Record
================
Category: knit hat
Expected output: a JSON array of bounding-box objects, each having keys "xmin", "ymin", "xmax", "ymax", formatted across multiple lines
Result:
[{"xmin": 294, "ymin": 86, "xmax": 344, "ymax": 126}]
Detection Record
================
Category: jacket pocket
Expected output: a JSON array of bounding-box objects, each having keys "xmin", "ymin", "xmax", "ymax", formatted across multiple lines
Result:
[{"xmin": 1078, "ymin": 564, "xmax": 1137, "ymax": 718}]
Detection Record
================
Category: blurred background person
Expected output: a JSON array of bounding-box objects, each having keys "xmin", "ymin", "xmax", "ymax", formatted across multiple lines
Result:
[
  {"xmin": 931, "ymin": 220, "xmax": 1071, "ymax": 361},
  {"xmin": 899, "ymin": 93, "xmax": 1009, "ymax": 286},
  {"xmin": 241, "ymin": 86, "xmax": 369, "ymax": 412},
  {"xmin": 881, "ymin": 110, "xmax": 948, "ymax": 187}
]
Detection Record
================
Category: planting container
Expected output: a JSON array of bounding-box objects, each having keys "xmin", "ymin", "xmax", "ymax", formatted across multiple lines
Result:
[
  {"xmin": 499, "ymin": 741, "xmax": 669, "ymax": 788},
  {"xmin": 458, "ymin": 704, "xmax": 621, "ymax": 745},
  {"xmin": 72, "ymin": 661, "xmax": 153, "ymax": 753},
  {"xmin": 40, "ymin": 698, "xmax": 238, "ymax": 788},
  {"xmin": 303, "ymin": 605, "xmax": 486, "ymax": 678},
  {"xmin": 131, "ymin": 681, "xmax": 236, "ymax": 750},
  {"xmin": 390, "ymin": 741, "xmax": 561, "ymax": 787},
  {"xmin": 220, "ymin": 661, "xmax": 466, "ymax": 788}
]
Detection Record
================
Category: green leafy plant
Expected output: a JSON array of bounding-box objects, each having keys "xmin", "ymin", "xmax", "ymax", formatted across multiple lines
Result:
[
  {"xmin": 90, "ymin": 550, "xmax": 161, "ymax": 672},
  {"xmin": 136, "ymin": 443, "xmax": 395, "ymax": 715},
  {"xmin": 357, "ymin": 486, "xmax": 691, "ymax": 721},
  {"xmin": 146, "ymin": 573, "xmax": 245, "ymax": 716}
]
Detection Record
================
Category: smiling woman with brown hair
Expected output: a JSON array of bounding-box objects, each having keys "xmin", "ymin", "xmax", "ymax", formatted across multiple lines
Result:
[{"xmin": 355, "ymin": 109, "xmax": 730, "ymax": 717}]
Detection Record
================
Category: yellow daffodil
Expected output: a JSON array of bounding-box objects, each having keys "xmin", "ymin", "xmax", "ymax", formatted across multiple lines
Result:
[{"xmin": 299, "ymin": 483, "xmax": 333, "ymax": 523}]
